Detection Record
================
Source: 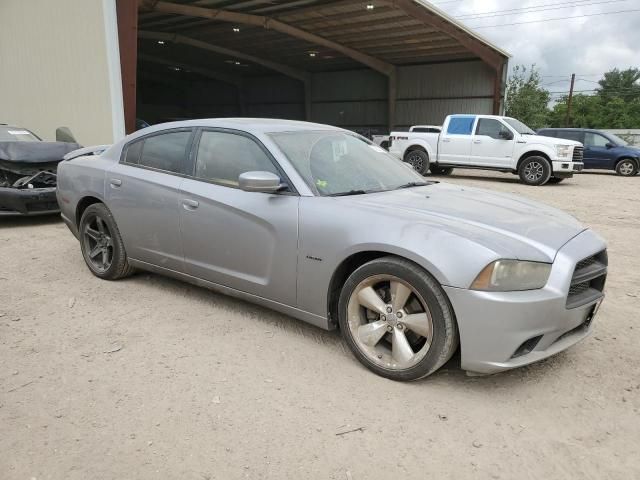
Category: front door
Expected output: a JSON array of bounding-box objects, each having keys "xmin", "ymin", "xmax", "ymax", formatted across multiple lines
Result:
[
  {"xmin": 107, "ymin": 128, "xmax": 194, "ymax": 271},
  {"xmin": 180, "ymin": 129, "xmax": 299, "ymax": 306},
  {"xmin": 583, "ymin": 131, "xmax": 616, "ymax": 169},
  {"xmin": 471, "ymin": 118, "xmax": 515, "ymax": 167}
]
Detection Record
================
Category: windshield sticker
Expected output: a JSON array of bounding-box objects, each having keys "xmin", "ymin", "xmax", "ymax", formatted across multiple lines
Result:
[{"xmin": 8, "ymin": 130, "xmax": 31, "ymax": 135}]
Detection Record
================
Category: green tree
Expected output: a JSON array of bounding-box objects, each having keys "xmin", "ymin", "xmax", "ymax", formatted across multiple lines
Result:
[
  {"xmin": 504, "ymin": 64, "xmax": 551, "ymax": 129},
  {"xmin": 597, "ymin": 68, "xmax": 640, "ymax": 102}
]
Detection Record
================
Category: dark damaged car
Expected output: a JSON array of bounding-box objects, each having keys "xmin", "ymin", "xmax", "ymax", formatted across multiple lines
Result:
[{"xmin": 0, "ymin": 125, "xmax": 80, "ymax": 215}]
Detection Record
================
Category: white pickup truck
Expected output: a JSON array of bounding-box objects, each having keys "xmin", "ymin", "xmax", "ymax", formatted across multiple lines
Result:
[{"xmin": 388, "ymin": 114, "xmax": 584, "ymax": 185}]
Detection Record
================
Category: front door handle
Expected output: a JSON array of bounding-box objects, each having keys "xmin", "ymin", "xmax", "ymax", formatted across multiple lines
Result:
[
  {"xmin": 110, "ymin": 178, "xmax": 122, "ymax": 187},
  {"xmin": 182, "ymin": 199, "xmax": 199, "ymax": 210},
  {"xmin": 473, "ymin": 140, "xmax": 482, "ymax": 144},
  {"xmin": 441, "ymin": 138, "xmax": 451, "ymax": 143}
]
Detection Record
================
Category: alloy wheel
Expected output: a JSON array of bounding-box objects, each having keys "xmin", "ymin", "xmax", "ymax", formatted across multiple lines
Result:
[
  {"xmin": 346, "ymin": 274, "xmax": 434, "ymax": 370},
  {"xmin": 523, "ymin": 161, "xmax": 544, "ymax": 182},
  {"xmin": 619, "ymin": 160, "xmax": 634, "ymax": 176},
  {"xmin": 82, "ymin": 214, "xmax": 114, "ymax": 273},
  {"xmin": 407, "ymin": 152, "xmax": 424, "ymax": 172}
]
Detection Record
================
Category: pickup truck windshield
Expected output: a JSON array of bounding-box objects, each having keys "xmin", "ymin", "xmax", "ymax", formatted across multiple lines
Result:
[
  {"xmin": 504, "ymin": 118, "xmax": 536, "ymax": 135},
  {"xmin": 270, "ymin": 131, "xmax": 428, "ymax": 196}
]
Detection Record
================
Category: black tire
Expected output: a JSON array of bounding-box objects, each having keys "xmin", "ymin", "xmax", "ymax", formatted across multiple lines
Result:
[
  {"xmin": 338, "ymin": 256, "xmax": 458, "ymax": 381},
  {"xmin": 547, "ymin": 177, "xmax": 565, "ymax": 184},
  {"xmin": 518, "ymin": 156, "xmax": 552, "ymax": 186},
  {"xmin": 79, "ymin": 203, "xmax": 134, "ymax": 280},
  {"xmin": 430, "ymin": 166, "xmax": 453, "ymax": 176},
  {"xmin": 404, "ymin": 149, "xmax": 430, "ymax": 175},
  {"xmin": 615, "ymin": 158, "xmax": 638, "ymax": 177}
]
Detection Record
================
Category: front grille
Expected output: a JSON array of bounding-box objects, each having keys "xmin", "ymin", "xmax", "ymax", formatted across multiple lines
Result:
[
  {"xmin": 572, "ymin": 146, "xmax": 584, "ymax": 162},
  {"xmin": 566, "ymin": 250, "xmax": 607, "ymax": 308}
]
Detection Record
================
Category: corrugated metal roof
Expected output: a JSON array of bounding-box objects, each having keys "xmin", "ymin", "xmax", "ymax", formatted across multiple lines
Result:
[{"xmin": 137, "ymin": 0, "xmax": 510, "ymax": 78}]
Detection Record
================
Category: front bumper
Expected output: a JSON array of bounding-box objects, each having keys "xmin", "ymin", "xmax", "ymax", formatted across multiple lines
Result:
[
  {"xmin": 446, "ymin": 229, "xmax": 606, "ymax": 375},
  {"xmin": 0, "ymin": 186, "xmax": 59, "ymax": 216},
  {"xmin": 552, "ymin": 160, "xmax": 583, "ymax": 175}
]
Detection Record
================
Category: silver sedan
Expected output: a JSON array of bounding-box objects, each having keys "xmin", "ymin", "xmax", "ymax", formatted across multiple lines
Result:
[{"xmin": 57, "ymin": 119, "xmax": 607, "ymax": 381}]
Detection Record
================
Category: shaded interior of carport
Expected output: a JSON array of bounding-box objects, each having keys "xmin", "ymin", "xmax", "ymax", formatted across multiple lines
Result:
[{"xmin": 117, "ymin": 0, "xmax": 509, "ymax": 136}]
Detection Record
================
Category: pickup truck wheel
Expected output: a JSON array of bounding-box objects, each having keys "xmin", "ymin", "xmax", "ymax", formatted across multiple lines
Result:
[
  {"xmin": 547, "ymin": 177, "xmax": 565, "ymax": 184},
  {"xmin": 518, "ymin": 156, "xmax": 551, "ymax": 186},
  {"xmin": 615, "ymin": 158, "xmax": 638, "ymax": 176},
  {"xmin": 404, "ymin": 150, "xmax": 430, "ymax": 175},
  {"xmin": 430, "ymin": 166, "xmax": 453, "ymax": 176},
  {"xmin": 338, "ymin": 256, "xmax": 458, "ymax": 381}
]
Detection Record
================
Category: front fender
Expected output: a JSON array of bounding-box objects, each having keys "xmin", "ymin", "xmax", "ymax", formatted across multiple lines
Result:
[{"xmin": 517, "ymin": 144, "xmax": 557, "ymax": 162}]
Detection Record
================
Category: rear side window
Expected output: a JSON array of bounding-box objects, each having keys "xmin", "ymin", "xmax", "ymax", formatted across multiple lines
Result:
[
  {"xmin": 475, "ymin": 119, "xmax": 511, "ymax": 140},
  {"xmin": 139, "ymin": 130, "xmax": 191, "ymax": 173},
  {"xmin": 412, "ymin": 127, "xmax": 440, "ymax": 133},
  {"xmin": 194, "ymin": 131, "xmax": 279, "ymax": 187},
  {"xmin": 124, "ymin": 140, "xmax": 142, "ymax": 164},
  {"xmin": 446, "ymin": 116, "xmax": 475, "ymax": 135},
  {"xmin": 556, "ymin": 130, "xmax": 584, "ymax": 143}
]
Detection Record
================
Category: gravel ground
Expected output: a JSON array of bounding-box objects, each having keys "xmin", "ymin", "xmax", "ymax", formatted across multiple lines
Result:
[{"xmin": 1, "ymin": 169, "xmax": 639, "ymax": 480}]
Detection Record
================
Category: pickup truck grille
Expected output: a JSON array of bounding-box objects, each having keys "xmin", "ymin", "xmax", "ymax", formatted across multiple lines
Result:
[
  {"xmin": 566, "ymin": 250, "xmax": 607, "ymax": 309},
  {"xmin": 572, "ymin": 146, "xmax": 584, "ymax": 162}
]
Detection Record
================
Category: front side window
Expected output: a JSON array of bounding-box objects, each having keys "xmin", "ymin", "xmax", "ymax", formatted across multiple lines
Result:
[
  {"xmin": 476, "ymin": 119, "xmax": 511, "ymax": 140},
  {"xmin": 446, "ymin": 116, "xmax": 475, "ymax": 135},
  {"xmin": 195, "ymin": 131, "xmax": 279, "ymax": 187},
  {"xmin": 584, "ymin": 132, "xmax": 609, "ymax": 147},
  {"xmin": 269, "ymin": 131, "xmax": 428, "ymax": 196},
  {"xmin": 138, "ymin": 130, "xmax": 191, "ymax": 173}
]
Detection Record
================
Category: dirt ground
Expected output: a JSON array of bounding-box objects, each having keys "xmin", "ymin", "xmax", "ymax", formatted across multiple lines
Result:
[{"xmin": 1, "ymin": 169, "xmax": 639, "ymax": 480}]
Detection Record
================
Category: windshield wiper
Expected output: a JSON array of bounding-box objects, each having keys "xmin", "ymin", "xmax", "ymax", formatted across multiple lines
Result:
[
  {"xmin": 327, "ymin": 189, "xmax": 368, "ymax": 197},
  {"xmin": 396, "ymin": 181, "xmax": 430, "ymax": 189}
]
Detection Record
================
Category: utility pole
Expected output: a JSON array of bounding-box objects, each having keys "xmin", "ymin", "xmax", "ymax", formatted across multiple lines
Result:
[{"xmin": 565, "ymin": 73, "xmax": 576, "ymax": 127}]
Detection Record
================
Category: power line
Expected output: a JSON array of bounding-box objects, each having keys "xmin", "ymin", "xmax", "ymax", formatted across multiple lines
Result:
[
  {"xmin": 469, "ymin": 8, "xmax": 640, "ymax": 28},
  {"xmin": 456, "ymin": 0, "xmax": 630, "ymax": 20}
]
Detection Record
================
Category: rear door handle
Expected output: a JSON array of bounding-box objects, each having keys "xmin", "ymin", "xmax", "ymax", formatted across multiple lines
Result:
[
  {"xmin": 110, "ymin": 178, "xmax": 122, "ymax": 187},
  {"xmin": 473, "ymin": 140, "xmax": 482, "ymax": 144},
  {"xmin": 182, "ymin": 199, "xmax": 199, "ymax": 210},
  {"xmin": 441, "ymin": 138, "xmax": 451, "ymax": 143}
]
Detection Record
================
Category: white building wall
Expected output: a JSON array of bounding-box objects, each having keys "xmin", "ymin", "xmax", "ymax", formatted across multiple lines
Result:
[{"xmin": 0, "ymin": 0, "xmax": 124, "ymax": 145}]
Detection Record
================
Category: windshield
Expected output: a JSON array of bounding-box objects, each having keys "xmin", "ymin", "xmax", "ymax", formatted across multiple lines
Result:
[
  {"xmin": 503, "ymin": 118, "xmax": 536, "ymax": 135},
  {"xmin": 269, "ymin": 131, "xmax": 428, "ymax": 196},
  {"xmin": 0, "ymin": 126, "xmax": 40, "ymax": 142},
  {"xmin": 606, "ymin": 133, "xmax": 629, "ymax": 146}
]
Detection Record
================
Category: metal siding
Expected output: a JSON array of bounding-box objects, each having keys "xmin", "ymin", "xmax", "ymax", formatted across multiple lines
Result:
[
  {"xmin": 398, "ymin": 61, "xmax": 494, "ymax": 99},
  {"xmin": 0, "ymin": 0, "xmax": 123, "ymax": 145},
  {"xmin": 311, "ymin": 70, "xmax": 387, "ymax": 101},
  {"xmin": 396, "ymin": 98, "xmax": 493, "ymax": 128}
]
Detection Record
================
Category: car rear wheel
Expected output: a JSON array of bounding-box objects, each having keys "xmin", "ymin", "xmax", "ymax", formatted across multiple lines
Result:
[
  {"xmin": 338, "ymin": 256, "xmax": 458, "ymax": 381},
  {"xmin": 518, "ymin": 156, "xmax": 551, "ymax": 186},
  {"xmin": 79, "ymin": 203, "xmax": 134, "ymax": 280},
  {"xmin": 616, "ymin": 158, "xmax": 638, "ymax": 176},
  {"xmin": 430, "ymin": 166, "xmax": 453, "ymax": 176},
  {"xmin": 404, "ymin": 150, "xmax": 430, "ymax": 175}
]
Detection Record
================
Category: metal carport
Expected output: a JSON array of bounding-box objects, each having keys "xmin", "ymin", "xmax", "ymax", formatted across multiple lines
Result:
[{"xmin": 119, "ymin": 0, "xmax": 510, "ymax": 136}]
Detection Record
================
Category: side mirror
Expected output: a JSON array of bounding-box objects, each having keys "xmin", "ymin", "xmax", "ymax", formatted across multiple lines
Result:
[
  {"xmin": 605, "ymin": 142, "xmax": 615, "ymax": 149},
  {"xmin": 499, "ymin": 130, "xmax": 514, "ymax": 140},
  {"xmin": 239, "ymin": 171, "xmax": 283, "ymax": 193}
]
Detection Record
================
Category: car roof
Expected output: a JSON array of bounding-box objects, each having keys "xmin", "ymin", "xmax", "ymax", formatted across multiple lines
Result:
[{"xmin": 138, "ymin": 118, "xmax": 344, "ymax": 135}]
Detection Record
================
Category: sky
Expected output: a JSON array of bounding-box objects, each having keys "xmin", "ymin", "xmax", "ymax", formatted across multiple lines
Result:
[{"xmin": 430, "ymin": 0, "xmax": 640, "ymax": 98}]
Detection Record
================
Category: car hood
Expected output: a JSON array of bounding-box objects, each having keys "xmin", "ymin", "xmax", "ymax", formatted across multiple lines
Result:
[
  {"xmin": 347, "ymin": 183, "xmax": 586, "ymax": 262},
  {"xmin": 521, "ymin": 133, "xmax": 581, "ymax": 147}
]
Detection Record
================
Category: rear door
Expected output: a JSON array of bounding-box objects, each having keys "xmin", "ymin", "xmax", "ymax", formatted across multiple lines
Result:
[
  {"xmin": 179, "ymin": 129, "xmax": 299, "ymax": 306},
  {"xmin": 471, "ymin": 118, "xmax": 515, "ymax": 167},
  {"xmin": 438, "ymin": 116, "xmax": 476, "ymax": 165},
  {"xmin": 584, "ymin": 131, "xmax": 616, "ymax": 169},
  {"xmin": 107, "ymin": 128, "xmax": 194, "ymax": 271}
]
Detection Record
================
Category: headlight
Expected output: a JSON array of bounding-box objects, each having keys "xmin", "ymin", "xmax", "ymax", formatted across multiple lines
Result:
[
  {"xmin": 555, "ymin": 145, "xmax": 572, "ymax": 158},
  {"xmin": 470, "ymin": 260, "xmax": 552, "ymax": 291}
]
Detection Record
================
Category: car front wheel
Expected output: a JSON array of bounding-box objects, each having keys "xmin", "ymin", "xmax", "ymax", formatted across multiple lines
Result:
[
  {"xmin": 616, "ymin": 158, "xmax": 638, "ymax": 176},
  {"xmin": 79, "ymin": 203, "xmax": 134, "ymax": 280},
  {"xmin": 518, "ymin": 156, "xmax": 551, "ymax": 186},
  {"xmin": 338, "ymin": 256, "xmax": 458, "ymax": 381}
]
